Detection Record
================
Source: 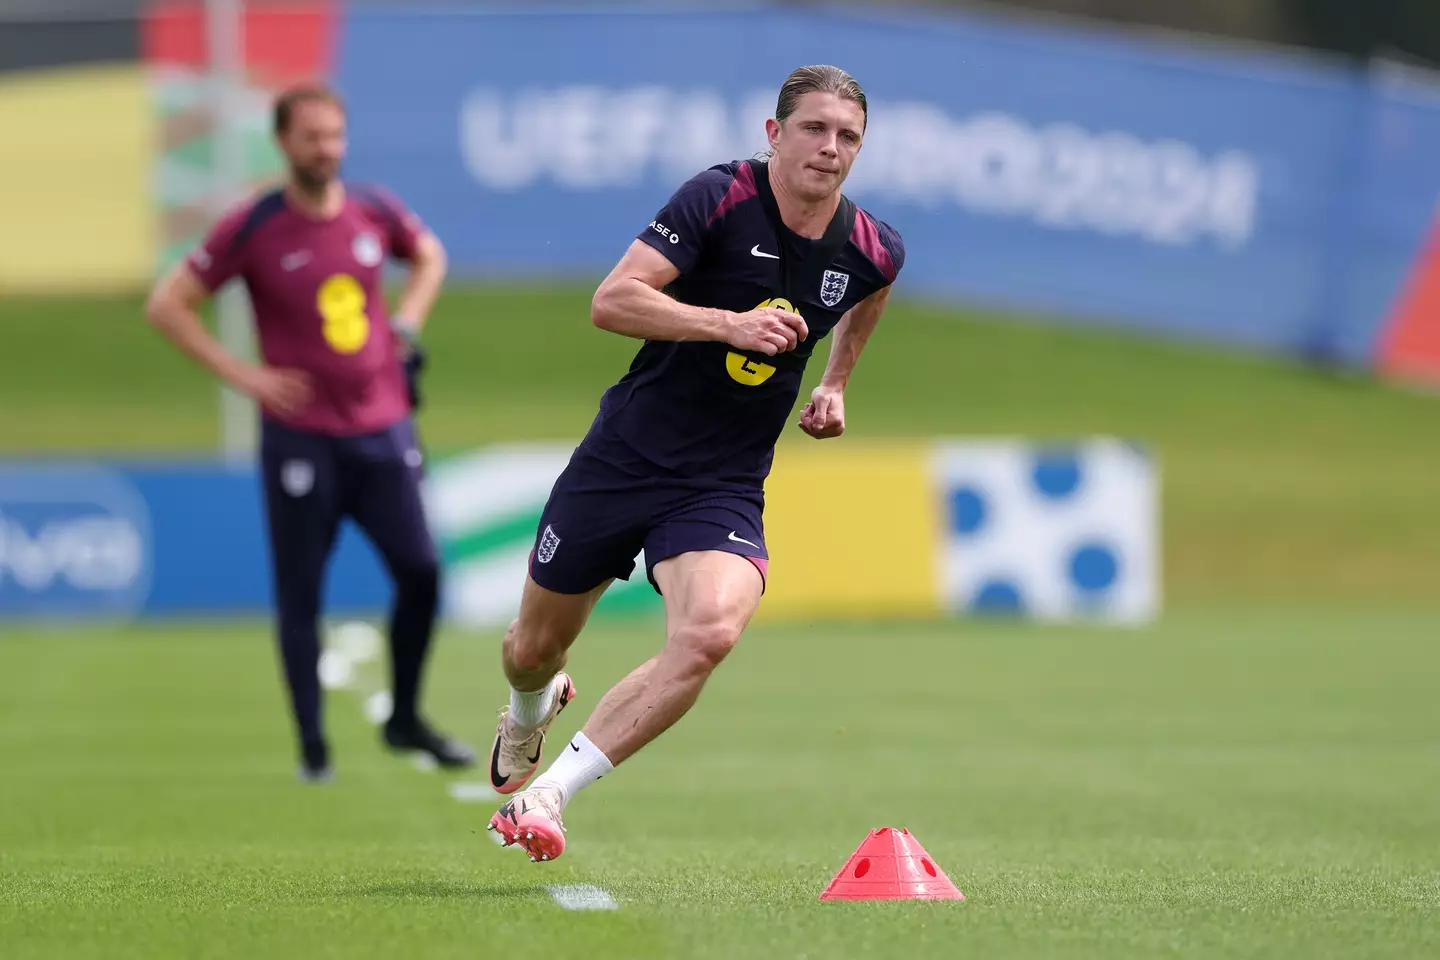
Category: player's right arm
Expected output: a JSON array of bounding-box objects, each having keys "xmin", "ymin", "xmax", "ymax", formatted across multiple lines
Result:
[
  {"xmin": 145, "ymin": 263, "xmax": 312, "ymax": 418},
  {"xmin": 144, "ymin": 209, "xmax": 312, "ymax": 417},
  {"xmin": 591, "ymin": 241, "xmax": 807, "ymax": 356},
  {"xmin": 591, "ymin": 165, "xmax": 807, "ymax": 356}
]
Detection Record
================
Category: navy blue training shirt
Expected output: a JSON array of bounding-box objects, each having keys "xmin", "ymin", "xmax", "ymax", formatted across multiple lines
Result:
[{"xmin": 578, "ymin": 159, "xmax": 906, "ymax": 491}]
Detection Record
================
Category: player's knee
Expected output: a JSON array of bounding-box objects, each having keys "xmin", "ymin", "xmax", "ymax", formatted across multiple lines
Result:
[
  {"xmin": 671, "ymin": 617, "xmax": 743, "ymax": 673},
  {"xmin": 503, "ymin": 618, "xmax": 565, "ymax": 674}
]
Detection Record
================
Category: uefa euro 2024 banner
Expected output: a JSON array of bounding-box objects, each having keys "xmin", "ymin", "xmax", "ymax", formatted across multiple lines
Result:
[{"xmin": 328, "ymin": 7, "xmax": 1440, "ymax": 369}]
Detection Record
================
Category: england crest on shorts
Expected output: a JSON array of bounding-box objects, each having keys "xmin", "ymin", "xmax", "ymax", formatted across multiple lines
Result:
[
  {"xmin": 281, "ymin": 459, "xmax": 314, "ymax": 497},
  {"xmin": 537, "ymin": 524, "xmax": 561, "ymax": 564},
  {"xmin": 820, "ymin": 269, "xmax": 850, "ymax": 308}
]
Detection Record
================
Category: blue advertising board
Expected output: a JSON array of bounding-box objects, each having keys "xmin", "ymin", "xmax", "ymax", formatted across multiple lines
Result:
[
  {"xmin": 332, "ymin": 6, "xmax": 1440, "ymax": 367},
  {"xmin": 0, "ymin": 462, "xmax": 390, "ymax": 621}
]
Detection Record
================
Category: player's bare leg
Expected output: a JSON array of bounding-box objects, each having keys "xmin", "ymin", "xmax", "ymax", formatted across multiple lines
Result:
[
  {"xmin": 583, "ymin": 551, "xmax": 761, "ymax": 763},
  {"xmin": 487, "ymin": 576, "xmax": 609, "ymax": 795},
  {"xmin": 492, "ymin": 551, "xmax": 762, "ymax": 862}
]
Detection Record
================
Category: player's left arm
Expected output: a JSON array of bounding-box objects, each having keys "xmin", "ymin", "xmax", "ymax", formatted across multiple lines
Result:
[
  {"xmin": 391, "ymin": 229, "xmax": 447, "ymax": 342},
  {"xmin": 364, "ymin": 185, "xmax": 448, "ymax": 344},
  {"xmin": 798, "ymin": 284, "xmax": 892, "ymax": 440}
]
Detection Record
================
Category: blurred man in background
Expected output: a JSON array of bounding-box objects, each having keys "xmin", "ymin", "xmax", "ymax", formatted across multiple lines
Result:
[
  {"xmin": 143, "ymin": 83, "xmax": 474, "ymax": 781},
  {"xmin": 485, "ymin": 64, "xmax": 905, "ymax": 862}
]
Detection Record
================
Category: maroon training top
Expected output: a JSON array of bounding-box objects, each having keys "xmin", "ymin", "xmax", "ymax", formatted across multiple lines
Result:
[{"xmin": 186, "ymin": 183, "xmax": 426, "ymax": 436}]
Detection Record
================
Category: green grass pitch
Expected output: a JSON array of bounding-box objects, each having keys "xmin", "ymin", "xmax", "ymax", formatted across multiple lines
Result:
[
  {"xmin": 2, "ymin": 284, "xmax": 1439, "ymax": 955},
  {"xmin": 1, "ymin": 614, "xmax": 1437, "ymax": 958}
]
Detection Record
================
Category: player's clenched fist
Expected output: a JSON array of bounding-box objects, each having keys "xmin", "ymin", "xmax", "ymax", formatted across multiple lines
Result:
[
  {"xmin": 726, "ymin": 307, "xmax": 809, "ymax": 357},
  {"xmin": 798, "ymin": 384, "xmax": 845, "ymax": 439}
]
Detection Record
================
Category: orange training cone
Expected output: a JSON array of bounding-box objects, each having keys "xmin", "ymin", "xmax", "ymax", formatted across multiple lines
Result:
[{"xmin": 819, "ymin": 827, "xmax": 965, "ymax": 901}]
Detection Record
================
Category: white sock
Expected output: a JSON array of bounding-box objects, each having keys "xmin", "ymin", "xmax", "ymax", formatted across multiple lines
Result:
[
  {"xmin": 508, "ymin": 678, "xmax": 557, "ymax": 730},
  {"xmin": 531, "ymin": 731, "xmax": 613, "ymax": 808}
]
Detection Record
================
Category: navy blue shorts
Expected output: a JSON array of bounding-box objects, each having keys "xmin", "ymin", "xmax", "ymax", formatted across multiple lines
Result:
[{"xmin": 527, "ymin": 449, "xmax": 768, "ymax": 596}]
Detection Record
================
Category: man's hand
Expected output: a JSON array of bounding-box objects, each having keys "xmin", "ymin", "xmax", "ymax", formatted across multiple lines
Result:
[
  {"xmin": 391, "ymin": 315, "xmax": 427, "ymax": 410},
  {"xmin": 798, "ymin": 384, "xmax": 845, "ymax": 439},
  {"xmin": 237, "ymin": 365, "xmax": 313, "ymax": 418},
  {"xmin": 727, "ymin": 307, "xmax": 809, "ymax": 357}
]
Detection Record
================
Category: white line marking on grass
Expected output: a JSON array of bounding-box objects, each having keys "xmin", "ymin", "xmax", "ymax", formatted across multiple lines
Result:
[
  {"xmin": 448, "ymin": 782, "xmax": 498, "ymax": 803},
  {"xmin": 546, "ymin": 884, "xmax": 618, "ymax": 911}
]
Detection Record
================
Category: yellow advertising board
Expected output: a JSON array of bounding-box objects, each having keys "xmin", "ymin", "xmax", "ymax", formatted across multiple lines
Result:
[
  {"xmin": 0, "ymin": 65, "xmax": 156, "ymax": 294},
  {"xmin": 759, "ymin": 441, "xmax": 944, "ymax": 621}
]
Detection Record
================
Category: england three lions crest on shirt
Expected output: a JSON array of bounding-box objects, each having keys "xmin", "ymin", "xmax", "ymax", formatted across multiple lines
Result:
[
  {"xmin": 352, "ymin": 232, "xmax": 383, "ymax": 268},
  {"xmin": 820, "ymin": 269, "xmax": 850, "ymax": 308}
]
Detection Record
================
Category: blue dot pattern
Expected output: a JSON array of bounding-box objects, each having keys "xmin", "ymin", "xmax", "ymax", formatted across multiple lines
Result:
[
  {"xmin": 948, "ymin": 487, "xmax": 986, "ymax": 536},
  {"xmin": 1032, "ymin": 450, "xmax": 1083, "ymax": 500},
  {"xmin": 1070, "ymin": 543, "xmax": 1119, "ymax": 592},
  {"xmin": 973, "ymin": 579, "xmax": 1025, "ymax": 614}
]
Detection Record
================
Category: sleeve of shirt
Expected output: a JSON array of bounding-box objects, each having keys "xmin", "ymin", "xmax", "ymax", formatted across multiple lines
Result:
[
  {"xmin": 359, "ymin": 183, "xmax": 427, "ymax": 262},
  {"xmin": 635, "ymin": 165, "xmax": 736, "ymax": 276},
  {"xmin": 184, "ymin": 202, "xmax": 251, "ymax": 292},
  {"xmin": 876, "ymin": 217, "xmax": 906, "ymax": 285}
]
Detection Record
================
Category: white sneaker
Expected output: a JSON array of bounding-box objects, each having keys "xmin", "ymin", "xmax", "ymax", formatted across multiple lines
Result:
[{"xmin": 487, "ymin": 673, "xmax": 576, "ymax": 795}]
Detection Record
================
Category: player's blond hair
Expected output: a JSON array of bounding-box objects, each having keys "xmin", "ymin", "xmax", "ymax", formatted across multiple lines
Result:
[{"xmin": 764, "ymin": 65, "xmax": 867, "ymax": 159}]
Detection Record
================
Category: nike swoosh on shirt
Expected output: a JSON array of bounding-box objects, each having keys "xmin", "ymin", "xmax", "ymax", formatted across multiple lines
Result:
[
  {"xmin": 750, "ymin": 245, "xmax": 780, "ymax": 259},
  {"xmin": 728, "ymin": 531, "xmax": 760, "ymax": 549}
]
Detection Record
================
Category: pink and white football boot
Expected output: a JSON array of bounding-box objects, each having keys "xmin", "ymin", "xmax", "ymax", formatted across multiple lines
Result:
[{"xmin": 488, "ymin": 785, "xmax": 568, "ymax": 863}]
